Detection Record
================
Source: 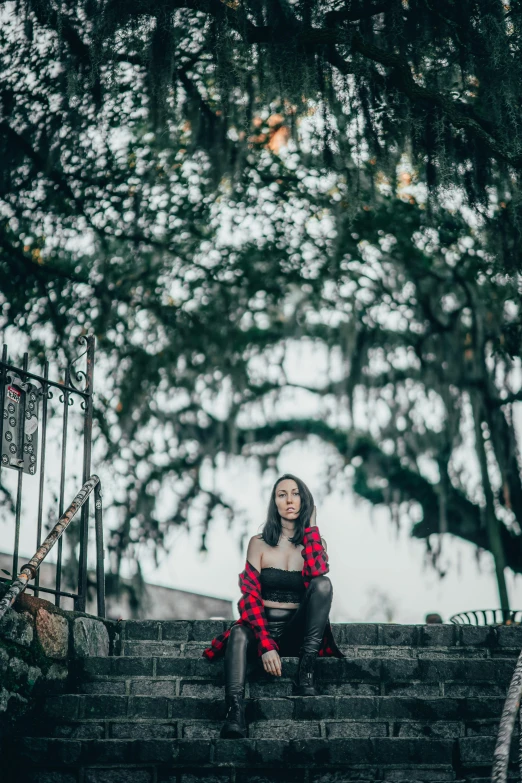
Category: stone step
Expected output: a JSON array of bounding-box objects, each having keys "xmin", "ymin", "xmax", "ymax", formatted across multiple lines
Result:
[
  {"xmin": 42, "ymin": 693, "xmax": 507, "ymax": 723},
  {"xmin": 20, "ymin": 774, "xmax": 521, "ymax": 783},
  {"xmin": 76, "ymin": 654, "xmax": 515, "ymax": 693},
  {"xmin": 39, "ymin": 715, "xmax": 506, "ymax": 740},
  {"xmin": 8, "ymin": 617, "xmax": 521, "ymax": 782},
  {"xmin": 118, "ymin": 620, "xmax": 522, "ymax": 653},
  {"xmin": 11, "ymin": 735, "xmax": 519, "ymax": 771},
  {"xmin": 120, "ymin": 639, "xmax": 517, "ymax": 658},
  {"xmin": 19, "ymin": 773, "xmax": 522, "ymax": 783},
  {"xmin": 80, "ymin": 677, "xmax": 383, "ymax": 698}
]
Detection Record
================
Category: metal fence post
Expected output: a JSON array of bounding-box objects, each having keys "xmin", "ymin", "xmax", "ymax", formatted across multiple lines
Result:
[{"xmin": 76, "ymin": 335, "xmax": 95, "ymax": 612}]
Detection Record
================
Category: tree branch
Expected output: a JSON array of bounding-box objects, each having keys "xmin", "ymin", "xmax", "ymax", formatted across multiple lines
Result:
[
  {"xmin": 0, "ymin": 228, "xmax": 90, "ymax": 285},
  {"xmin": 342, "ymin": 32, "xmax": 522, "ymax": 167},
  {"xmin": 27, "ymin": 0, "xmax": 521, "ymax": 169},
  {"xmin": 352, "ymin": 437, "xmax": 522, "ymax": 574},
  {"xmin": 325, "ymin": 2, "xmax": 388, "ymax": 26},
  {"xmin": 233, "ymin": 416, "xmax": 522, "ymax": 574},
  {"xmin": 0, "ymin": 121, "xmax": 86, "ymax": 214},
  {"xmin": 181, "ymin": 2, "xmax": 522, "ymax": 169}
]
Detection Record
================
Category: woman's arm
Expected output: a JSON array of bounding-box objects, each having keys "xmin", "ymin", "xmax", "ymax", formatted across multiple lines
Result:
[
  {"xmin": 302, "ymin": 516, "xmax": 329, "ymax": 577},
  {"xmin": 308, "ymin": 507, "xmax": 327, "ymax": 548},
  {"xmin": 241, "ymin": 535, "xmax": 282, "ymax": 675}
]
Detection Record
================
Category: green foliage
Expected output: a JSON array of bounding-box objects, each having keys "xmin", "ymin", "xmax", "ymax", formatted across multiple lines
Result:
[
  {"xmin": 1, "ymin": 0, "xmax": 522, "ymax": 593},
  {"xmin": 3, "ymin": 1, "xmax": 522, "ymax": 266}
]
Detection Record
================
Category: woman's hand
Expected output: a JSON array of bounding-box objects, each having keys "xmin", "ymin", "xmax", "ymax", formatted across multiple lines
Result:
[{"xmin": 262, "ymin": 649, "xmax": 282, "ymax": 676}]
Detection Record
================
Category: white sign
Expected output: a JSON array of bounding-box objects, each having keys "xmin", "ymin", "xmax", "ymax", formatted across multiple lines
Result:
[{"xmin": 7, "ymin": 386, "xmax": 21, "ymax": 403}]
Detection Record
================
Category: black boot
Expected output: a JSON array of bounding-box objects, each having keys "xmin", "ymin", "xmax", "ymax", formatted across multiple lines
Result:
[
  {"xmin": 293, "ymin": 651, "xmax": 318, "ymax": 696},
  {"xmin": 220, "ymin": 691, "xmax": 247, "ymax": 738}
]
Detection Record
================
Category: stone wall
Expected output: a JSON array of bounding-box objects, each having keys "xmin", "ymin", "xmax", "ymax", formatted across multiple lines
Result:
[{"xmin": 0, "ymin": 590, "xmax": 117, "ymax": 739}]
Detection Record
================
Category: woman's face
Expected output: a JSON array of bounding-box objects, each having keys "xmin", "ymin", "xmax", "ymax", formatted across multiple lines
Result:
[{"xmin": 275, "ymin": 479, "xmax": 301, "ymax": 522}]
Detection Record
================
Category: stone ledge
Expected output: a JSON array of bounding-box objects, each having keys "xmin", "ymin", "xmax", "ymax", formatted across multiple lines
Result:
[
  {"xmin": 0, "ymin": 594, "xmax": 117, "ymax": 739},
  {"xmin": 13, "ymin": 736, "xmax": 459, "ymax": 767},
  {"xmin": 118, "ymin": 620, "xmax": 522, "ymax": 651},
  {"xmin": 39, "ymin": 694, "xmax": 509, "ymax": 723}
]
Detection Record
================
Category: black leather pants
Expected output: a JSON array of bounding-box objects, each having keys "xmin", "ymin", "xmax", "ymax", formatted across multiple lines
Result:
[{"xmin": 224, "ymin": 575, "xmax": 333, "ymax": 697}]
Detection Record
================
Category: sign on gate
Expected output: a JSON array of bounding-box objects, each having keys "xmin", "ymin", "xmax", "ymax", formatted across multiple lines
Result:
[{"xmin": 2, "ymin": 374, "xmax": 40, "ymax": 474}]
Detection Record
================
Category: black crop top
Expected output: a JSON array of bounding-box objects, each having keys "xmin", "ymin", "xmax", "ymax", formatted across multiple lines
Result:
[{"xmin": 260, "ymin": 567, "xmax": 305, "ymax": 604}]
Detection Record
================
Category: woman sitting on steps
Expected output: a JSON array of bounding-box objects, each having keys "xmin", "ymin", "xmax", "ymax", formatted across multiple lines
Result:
[{"xmin": 202, "ymin": 473, "xmax": 344, "ymax": 739}]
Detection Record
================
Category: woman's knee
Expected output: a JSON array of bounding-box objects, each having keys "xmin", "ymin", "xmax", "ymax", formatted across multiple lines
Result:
[
  {"xmin": 309, "ymin": 575, "xmax": 332, "ymax": 598},
  {"xmin": 228, "ymin": 623, "xmax": 253, "ymax": 648}
]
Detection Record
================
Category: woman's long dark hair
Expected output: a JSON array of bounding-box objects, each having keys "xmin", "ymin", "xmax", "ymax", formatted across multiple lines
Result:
[{"xmin": 261, "ymin": 474, "xmax": 315, "ymax": 547}]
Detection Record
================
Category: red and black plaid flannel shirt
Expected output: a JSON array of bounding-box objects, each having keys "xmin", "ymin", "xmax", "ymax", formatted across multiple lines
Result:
[{"xmin": 202, "ymin": 525, "xmax": 344, "ymax": 660}]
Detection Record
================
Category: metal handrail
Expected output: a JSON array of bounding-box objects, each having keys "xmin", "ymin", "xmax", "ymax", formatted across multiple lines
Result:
[
  {"xmin": 0, "ymin": 475, "xmax": 105, "ymax": 620},
  {"xmin": 492, "ymin": 652, "xmax": 522, "ymax": 782},
  {"xmin": 450, "ymin": 609, "xmax": 522, "ymax": 626}
]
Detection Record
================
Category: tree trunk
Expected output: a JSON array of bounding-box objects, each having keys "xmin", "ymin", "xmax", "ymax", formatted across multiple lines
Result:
[
  {"xmin": 487, "ymin": 401, "xmax": 522, "ymax": 529},
  {"xmin": 471, "ymin": 393, "xmax": 510, "ymax": 613}
]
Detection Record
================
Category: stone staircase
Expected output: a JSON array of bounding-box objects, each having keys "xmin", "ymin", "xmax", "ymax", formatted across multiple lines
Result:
[{"xmin": 9, "ymin": 620, "xmax": 522, "ymax": 782}]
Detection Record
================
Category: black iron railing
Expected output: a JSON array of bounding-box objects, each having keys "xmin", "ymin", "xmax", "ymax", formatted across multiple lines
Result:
[
  {"xmin": 0, "ymin": 475, "xmax": 105, "ymax": 620},
  {"xmin": 0, "ymin": 336, "xmax": 101, "ymax": 614},
  {"xmin": 450, "ymin": 609, "xmax": 522, "ymax": 626}
]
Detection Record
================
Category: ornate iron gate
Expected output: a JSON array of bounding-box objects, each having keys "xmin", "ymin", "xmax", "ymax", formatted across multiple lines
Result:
[{"xmin": 0, "ymin": 335, "xmax": 102, "ymax": 614}]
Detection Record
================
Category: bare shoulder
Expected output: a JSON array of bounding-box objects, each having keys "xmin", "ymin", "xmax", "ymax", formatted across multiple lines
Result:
[{"xmin": 246, "ymin": 534, "xmax": 265, "ymax": 571}]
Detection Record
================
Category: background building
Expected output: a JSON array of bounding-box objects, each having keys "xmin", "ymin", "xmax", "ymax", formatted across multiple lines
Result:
[{"xmin": 0, "ymin": 552, "xmax": 233, "ymax": 621}]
